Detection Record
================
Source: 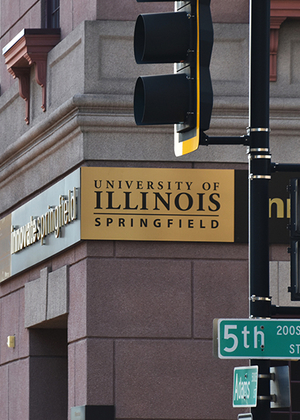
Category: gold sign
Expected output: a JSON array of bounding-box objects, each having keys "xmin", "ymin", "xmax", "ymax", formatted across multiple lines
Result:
[{"xmin": 81, "ymin": 167, "xmax": 235, "ymax": 242}]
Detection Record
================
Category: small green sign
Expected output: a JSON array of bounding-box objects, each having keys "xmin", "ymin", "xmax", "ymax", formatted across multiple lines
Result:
[
  {"xmin": 215, "ymin": 319, "xmax": 300, "ymax": 359},
  {"xmin": 233, "ymin": 366, "xmax": 258, "ymax": 407}
]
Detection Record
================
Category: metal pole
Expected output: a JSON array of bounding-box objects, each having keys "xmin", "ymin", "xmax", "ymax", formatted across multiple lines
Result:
[{"xmin": 249, "ymin": 1, "xmax": 271, "ymax": 420}]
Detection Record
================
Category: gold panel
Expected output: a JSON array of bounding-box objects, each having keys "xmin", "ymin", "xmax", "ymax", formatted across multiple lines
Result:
[
  {"xmin": 0, "ymin": 214, "xmax": 12, "ymax": 282},
  {"xmin": 81, "ymin": 167, "xmax": 235, "ymax": 242}
]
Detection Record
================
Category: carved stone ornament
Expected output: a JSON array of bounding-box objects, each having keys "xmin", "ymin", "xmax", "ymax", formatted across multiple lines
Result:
[
  {"xmin": 270, "ymin": 0, "xmax": 300, "ymax": 81},
  {"xmin": 2, "ymin": 29, "xmax": 60, "ymax": 124}
]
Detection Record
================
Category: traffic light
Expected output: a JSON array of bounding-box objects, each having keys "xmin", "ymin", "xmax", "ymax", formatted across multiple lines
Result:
[
  {"xmin": 289, "ymin": 178, "xmax": 300, "ymax": 300},
  {"xmin": 133, "ymin": 0, "xmax": 213, "ymax": 156}
]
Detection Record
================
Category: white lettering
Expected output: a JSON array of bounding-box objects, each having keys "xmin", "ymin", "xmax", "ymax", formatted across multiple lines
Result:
[
  {"xmin": 11, "ymin": 188, "xmax": 77, "ymax": 254},
  {"xmin": 242, "ymin": 326, "xmax": 250, "ymax": 348},
  {"xmin": 254, "ymin": 326, "xmax": 265, "ymax": 349}
]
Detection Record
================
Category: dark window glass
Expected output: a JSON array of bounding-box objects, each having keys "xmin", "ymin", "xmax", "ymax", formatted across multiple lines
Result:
[
  {"xmin": 41, "ymin": 0, "xmax": 60, "ymax": 28},
  {"xmin": 51, "ymin": 0, "xmax": 60, "ymax": 28}
]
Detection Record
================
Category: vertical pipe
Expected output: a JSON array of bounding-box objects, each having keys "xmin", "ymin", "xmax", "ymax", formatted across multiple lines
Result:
[{"xmin": 249, "ymin": 0, "xmax": 271, "ymax": 419}]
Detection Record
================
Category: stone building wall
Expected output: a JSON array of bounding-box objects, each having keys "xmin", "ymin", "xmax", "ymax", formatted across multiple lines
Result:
[{"xmin": 0, "ymin": 1, "xmax": 299, "ymax": 420}]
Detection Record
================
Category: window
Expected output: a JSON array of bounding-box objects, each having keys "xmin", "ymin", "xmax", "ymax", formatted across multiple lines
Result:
[{"xmin": 41, "ymin": 0, "xmax": 60, "ymax": 29}]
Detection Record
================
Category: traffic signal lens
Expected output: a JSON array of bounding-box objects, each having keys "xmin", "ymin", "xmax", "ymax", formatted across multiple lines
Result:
[
  {"xmin": 134, "ymin": 74, "xmax": 190, "ymax": 125},
  {"xmin": 134, "ymin": 12, "xmax": 191, "ymax": 64}
]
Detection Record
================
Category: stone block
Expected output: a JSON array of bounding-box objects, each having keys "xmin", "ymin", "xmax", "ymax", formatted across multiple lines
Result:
[
  {"xmin": 24, "ymin": 268, "xmax": 48, "ymax": 328},
  {"xmin": 194, "ymin": 259, "xmax": 248, "ymax": 339},
  {"xmin": 68, "ymin": 343, "xmax": 76, "ymax": 412},
  {"xmin": 86, "ymin": 339, "xmax": 114, "ymax": 405},
  {"xmin": 211, "ymin": 24, "xmax": 249, "ymax": 97},
  {"xmin": 0, "ymin": 290, "xmax": 22, "ymax": 364},
  {"xmin": 8, "ymin": 359, "xmax": 30, "ymax": 420},
  {"xmin": 25, "ymin": 265, "xmax": 69, "ymax": 328},
  {"xmin": 116, "ymin": 241, "xmax": 248, "ymax": 260},
  {"xmin": 86, "ymin": 258, "xmax": 192, "ymax": 338},
  {"xmin": 115, "ymin": 339, "xmax": 243, "ymax": 419},
  {"xmin": 47, "ymin": 265, "xmax": 68, "ymax": 320},
  {"xmin": 0, "ymin": 365, "xmax": 8, "ymax": 419},
  {"xmin": 48, "ymin": 22, "xmax": 84, "ymax": 111},
  {"xmin": 96, "ymin": 0, "xmax": 172, "ymax": 21},
  {"xmin": 68, "ymin": 260, "xmax": 88, "ymax": 342}
]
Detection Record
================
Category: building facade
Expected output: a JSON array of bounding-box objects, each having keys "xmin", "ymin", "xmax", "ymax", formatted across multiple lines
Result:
[{"xmin": 0, "ymin": 1, "xmax": 300, "ymax": 419}]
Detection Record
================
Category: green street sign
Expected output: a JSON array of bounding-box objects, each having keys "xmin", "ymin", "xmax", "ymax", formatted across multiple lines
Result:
[
  {"xmin": 233, "ymin": 366, "xmax": 258, "ymax": 407},
  {"xmin": 214, "ymin": 318, "xmax": 300, "ymax": 359}
]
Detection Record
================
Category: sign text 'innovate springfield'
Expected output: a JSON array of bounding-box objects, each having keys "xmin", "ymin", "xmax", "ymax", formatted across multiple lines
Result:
[
  {"xmin": 11, "ymin": 188, "xmax": 77, "ymax": 254},
  {"xmin": 81, "ymin": 167, "xmax": 235, "ymax": 242}
]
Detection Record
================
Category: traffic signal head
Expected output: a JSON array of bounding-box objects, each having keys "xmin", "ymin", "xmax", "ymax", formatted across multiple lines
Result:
[{"xmin": 133, "ymin": 0, "xmax": 213, "ymax": 156}]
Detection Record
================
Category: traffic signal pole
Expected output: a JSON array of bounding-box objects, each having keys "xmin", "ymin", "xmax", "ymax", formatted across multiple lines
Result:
[{"xmin": 249, "ymin": 1, "xmax": 271, "ymax": 419}]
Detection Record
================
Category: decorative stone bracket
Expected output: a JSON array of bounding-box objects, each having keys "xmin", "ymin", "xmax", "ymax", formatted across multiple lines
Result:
[
  {"xmin": 2, "ymin": 29, "xmax": 60, "ymax": 124},
  {"xmin": 270, "ymin": 0, "xmax": 300, "ymax": 81}
]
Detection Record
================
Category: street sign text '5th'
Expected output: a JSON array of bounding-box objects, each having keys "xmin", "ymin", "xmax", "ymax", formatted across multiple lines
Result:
[{"xmin": 214, "ymin": 319, "xmax": 300, "ymax": 359}]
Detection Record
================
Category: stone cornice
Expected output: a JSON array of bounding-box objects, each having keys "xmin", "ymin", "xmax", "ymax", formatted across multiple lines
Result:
[
  {"xmin": 0, "ymin": 93, "xmax": 300, "ymax": 172},
  {"xmin": 0, "ymin": 94, "xmax": 134, "ymax": 184}
]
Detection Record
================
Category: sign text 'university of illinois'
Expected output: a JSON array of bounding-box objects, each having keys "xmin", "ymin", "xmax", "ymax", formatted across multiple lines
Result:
[{"xmin": 80, "ymin": 167, "xmax": 235, "ymax": 242}]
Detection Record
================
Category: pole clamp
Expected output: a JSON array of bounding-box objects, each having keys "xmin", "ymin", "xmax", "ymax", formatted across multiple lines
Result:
[
  {"xmin": 257, "ymin": 395, "xmax": 277, "ymax": 402},
  {"xmin": 247, "ymin": 127, "xmax": 270, "ymax": 134},
  {"xmin": 250, "ymin": 154, "xmax": 272, "ymax": 160},
  {"xmin": 250, "ymin": 295, "xmax": 272, "ymax": 302},
  {"xmin": 249, "ymin": 174, "xmax": 272, "ymax": 180},
  {"xmin": 249, "ymin": 316, "xmax": 272, "ymax": 319},
  {"xmin": 249, "ymin": 148, "xmax": 269, "ymax": 152}
]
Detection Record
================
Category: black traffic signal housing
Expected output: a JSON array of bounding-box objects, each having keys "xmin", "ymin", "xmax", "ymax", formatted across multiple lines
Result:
[
  {"xmin": 133, "ymin": 0, "xmax": 213, "ymax": 156},
  {"xmin": 289, "ymin": 178, "xmax": 300, "ymax": 300}
]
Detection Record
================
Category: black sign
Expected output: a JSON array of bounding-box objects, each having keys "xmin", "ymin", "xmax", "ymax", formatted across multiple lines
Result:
[{"xmin": 235, "ymin": 170, "xmax": 299, "ymax": 244}]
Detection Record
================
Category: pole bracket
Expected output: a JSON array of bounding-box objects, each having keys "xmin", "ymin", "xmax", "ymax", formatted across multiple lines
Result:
[
  {"xmin": 257, "ymin": 395, "xmax": 277, "ymax": 402},
  {"xmin": 258, "ymin": 373, "xmax": 275, "ymax": 381},
  {"xmin": 271, "ymin": 162, "xmax": 300, "ymax": 173},
  {"xmin": 250, "ymin": 295, "xmax": 272, "ymax": 303},
  {"xmin": 200, "ymin": 133, "xmax": 250, "ymax": 146}
]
